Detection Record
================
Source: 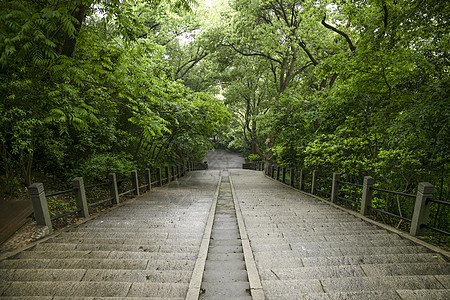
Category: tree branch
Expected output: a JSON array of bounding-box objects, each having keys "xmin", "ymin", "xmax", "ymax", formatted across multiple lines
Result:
[{"xmin": 321, "ymin": 15, "xmax": 356, "ymax": 52}]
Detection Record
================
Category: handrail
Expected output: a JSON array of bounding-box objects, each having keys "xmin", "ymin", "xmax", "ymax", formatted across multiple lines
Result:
[
  {"xmin": 269, "ymin": 168, "xmax": 448, "ymax": 239},
  {"xmin": 46, "ymin": 189, "xmax": 75, "ymax": 198},
  {"xmin": 29, "ymin": 162, "xmax": 192, "ymax": 231},
  {"xmin": 371, "ymin": 207, "xmax": 412, "ymax": 223},
  {"xmin": 371, "ymin": 187, "xmax": 416, "ymax": 198},
  {"xmin": 50, "ymin": 208, "xmax": 81, "ymax": 222},
  {"xmin": 338, "ymin": 181, "xmax": 363, "ymax": 188},
  {"xmin": 427, "ymin": 198, "xmax": 450, "ymax": 206}
]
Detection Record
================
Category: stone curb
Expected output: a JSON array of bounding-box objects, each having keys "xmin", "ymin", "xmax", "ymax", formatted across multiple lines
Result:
[{"xmin": 185, "ymin": 173, "xmax": 222, "ymax": 300}]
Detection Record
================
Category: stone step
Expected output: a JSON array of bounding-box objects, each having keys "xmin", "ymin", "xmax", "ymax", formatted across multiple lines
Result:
[
  {"xmin": 265, "ymin": 290, "xmax": 402, "ymax": 299},
  {"xmin": 206, "ymin": 252, "xmax": 243, "ymax": 261},
  {"xmin": 42, "ymin": 236, "xmax": 201, "ymax": 246},
  {"xmin": 259, "ymin": 262, "xmax": 449, "ymax": 280},
  {"xmin": 255, "ymin": 253, "xmax": 446, "ymax": 269},
  {"xmin": 303, "ymin": 252, "xmax": 447, "ymax": 267},
  {"xmin": 202, "ymin": 269, "xmax": 248, "ymax": 282},
  {"xmin": 210, "ymin": 238, "xmax": 242, "ymax": 246},
  {"xmin": 13, "ymin": 250, "xmax": 197, "ymax": 260},
  {"xmin": 262, "ymin": 275, "xmax": 445, "ymax": 295},
  {"xmin": 249, "ymin": 233, "xmax": 402, "ymax": 244},
  {"xmin": 0, "ymin": 297, "xmax": 183, "ymax": 300},
  {"xmin": 204, "ymin": 260, "xmax": 246, "ymax": 271},
  {"xmin": 0, "ymin": 258, "xmax": 195, "ymax": 271},
  {"xmin": 250, "ymin": 239, "xmax": 413, "ymax": 251},
  {"xmin": 1, "ymin": 281, "xmax": 188, "ymax": 298},
  {"xmin": 320, "ymin": 275, "xmax": 446, "ymax": 292},
  {"xmin": 199, "ymin": 281, "xmax": 251, "ymax": 298},
  {"xmin": 253, "ymin": 245, "xmax": 430, "ymax": 258},
  {"xmin": 361, "ymin": 263, "xmax": 450, "ymax": 276},
  {"xmin": 246, "ymin": 228, "xmax": 389, "ymax": 237},
  {"xmin": 0, "ymin": 269, "xmax": 192, "ymax": 283},
  {"xmin": 396, "ymin": 289, "xmax": 450, "ymax": 299}
]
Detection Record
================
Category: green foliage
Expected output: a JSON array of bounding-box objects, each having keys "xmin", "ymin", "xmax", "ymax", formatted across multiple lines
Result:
[
  {"xmin": 0, "ymin": 0, "xmax": 230, "ymax": 196},
  {"xmin": 74, "ymin": 153, "xmax": 136, "ymax": 183}
]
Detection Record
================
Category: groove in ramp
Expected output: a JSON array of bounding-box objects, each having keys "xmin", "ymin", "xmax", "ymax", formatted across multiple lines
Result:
[{"xmin": 199, "ymin": 172, "xmax": 252, "ymax": 299}]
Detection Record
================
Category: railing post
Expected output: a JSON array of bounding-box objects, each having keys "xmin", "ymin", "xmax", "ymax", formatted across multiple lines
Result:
[
  {"xmin": 276, "ymin": 166, "xmax": 281, "ymax": 181},
  {"xmin": 73, "ymin": 177, "xmax": 89, "ymax": 218},
  {"xmin": 290, "ymin": 167, "xmax": 294, "ymax": 187},
  {"xmin": 165, "ymin": 166, "xmax": 170, "ymax": 183},
  {"xmin": 361, "ymin": 176, "xmax": 374, "ymax": 216},
  {"xmin": 171, "ymin": 165, "xmax": 175, "ymax": 180},
  {"xmin": 311, "ymin": 170, "xmax": 318, "ymax": 194},
  {"xmin": 271, "ymin": 165, "xmax": 275, "ymax": 178},
  {"xmin": 177, "ymin": 165, "xmax": 180, "ymax": 178},
  {"xmin": 299, "ymin": 169, "xmax": 304, "ymax": 191},
  {"xmin": 131, "ymin": 170, "xmax": 139, "ymax": 196},
  {"xmin": 28, "ymin": 183, "xmax": 53, "ymax": 232},
  {"xmin": 156, "ymin": 167, "xmax": 162, "ymax": 186},
  {"xmin": 145, "ymin": 168, "xmax": 151, "ymax": 191},
  {"xmin": 282, "ymin": 166, "xmax": 286, "ymax": 183},
  {"xmin": 331, "ymin": 173, "xmax": 340, "ymax": 203},
  {"xmin": 410, "ymin": 182, "xmax": 434, "ymax": 236},
  {"xmin": 109, "ymin": 173, "xmax": 119, "ymax": 204}
]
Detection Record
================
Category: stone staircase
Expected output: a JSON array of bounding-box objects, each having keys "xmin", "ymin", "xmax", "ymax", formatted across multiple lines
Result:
[
  {"xmin": 230, "ymin": 169, "xmax": 450, "ymax": 300},
  {"xmin": 0, "ymin": 171, "xmax": 219, "ymax": 299},
  {"xmin": 1, "ymin": 165, "xmax": 449, "ymax": 299}
]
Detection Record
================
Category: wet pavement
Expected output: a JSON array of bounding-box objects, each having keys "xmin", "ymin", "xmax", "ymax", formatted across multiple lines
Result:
[
  {"xmin": 0, "ymin": 149, "xmax": 449, "ymax": 299},
  {"xmin": 204, "ymin": 149, "xmax": 246, "ymax": 170}
]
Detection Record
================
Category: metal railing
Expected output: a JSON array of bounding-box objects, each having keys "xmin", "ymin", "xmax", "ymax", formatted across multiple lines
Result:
[
  {"xmin": 28, "ymin": 161, "xmax": 201, "ymax": 232},
  {"xmin": 263, "ymin": 163, "xmax": 449, "ymax": 238}
]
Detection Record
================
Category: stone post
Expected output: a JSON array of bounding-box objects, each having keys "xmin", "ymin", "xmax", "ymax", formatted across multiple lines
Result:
[
  {"xmin": 290, "ymin": 167, "xmax": 294, "ymax": 187},
  {"xmin": 145, "ymin": 168, "xmax": 151, "ymax": 191},
  {"xmin": 331, "ymin": 173, "xmax": 340, "ymax": 203},
  {"xmin": 109, "ymin": 173, "xmax": 119, "ymax": 204},
  {"xmin": 361, "ymin": 176, "xmax": 374, "ymax": 216},
  {"xmin": 131, "ymin": 170, "xmax": 139, "ymax": 196},
  {"xmin": 73, "ymin": 177, "xmax": 89, "ymax": 218},
  {"xmin": 165, "ymin": 166, "xmax": 170, "ymax": 183},
  {"xmin": 282, "ymin": 167, "xmax": 286, "ymax": 183},
  {"xmin": 311, "ymin": 170, "xmax": 318, "ymax": 195},
  {"xmin": 299, "ymin": 169, "xmax": 304, "ymax": 191},
  {"xmin": 410, "ymin": 182, "xmax": 434, "ymax": 236},
  {"xmin": 156, "ymin": 167, "xmax": 162, "ymax": 186},
  {"xmin": 28, "ymin": 183, "xmax": 53, "ymax": 232}
]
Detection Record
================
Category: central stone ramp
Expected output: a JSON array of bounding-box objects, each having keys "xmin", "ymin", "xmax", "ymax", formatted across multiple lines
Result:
[{"xmin": 199, "ymin": 173, "xmax": 251, "ymax": 299}]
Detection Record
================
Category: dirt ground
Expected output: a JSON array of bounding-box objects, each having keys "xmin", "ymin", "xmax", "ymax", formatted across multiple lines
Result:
[{"xmin": 0, "ymin": 218, "xmax": 48, "ymax": 253}]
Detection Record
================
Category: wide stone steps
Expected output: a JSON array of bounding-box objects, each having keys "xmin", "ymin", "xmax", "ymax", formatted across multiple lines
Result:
[
  {"xmin": 1, "ymin": 281, "xmax": 188, "ymax": 298},
  {"xmin": 230, "ymin": 169, "xmax": 449, "ymax": 299},
  {"xmin": 0, "ymin": 171, "xmax": 220, "ymax": 298}
]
